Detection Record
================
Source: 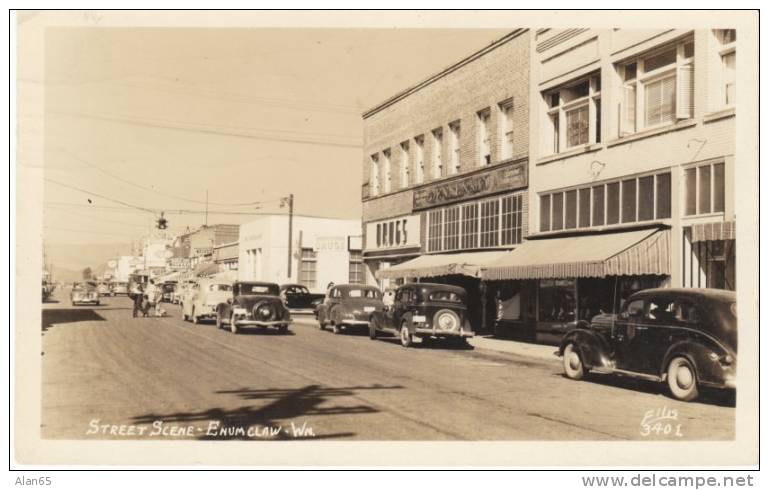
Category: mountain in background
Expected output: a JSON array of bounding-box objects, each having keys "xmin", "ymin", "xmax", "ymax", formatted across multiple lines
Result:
[{"xmin": 46, "ymin": 242, "xmax": 134, "ymax": 277}]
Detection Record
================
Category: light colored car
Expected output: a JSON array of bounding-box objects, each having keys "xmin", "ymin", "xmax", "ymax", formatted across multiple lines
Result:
[
  {"xmin": 71, "ymin": 282, "xmax": 100, "ymax": 306},
  {"xmin": 181, "ymin": 279, "xmax": 233, "ymax": 324}
]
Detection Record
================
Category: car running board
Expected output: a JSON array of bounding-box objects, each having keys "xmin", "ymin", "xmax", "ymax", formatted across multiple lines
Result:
[{"xmin": 591, "ymin": 367, "xmax": 663, "ymax": 383}]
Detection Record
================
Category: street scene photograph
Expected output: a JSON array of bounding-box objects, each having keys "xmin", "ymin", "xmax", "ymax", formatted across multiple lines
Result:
[{"xmin": 12, "ymin": 9, "xmax": 759, "ymax": 469}]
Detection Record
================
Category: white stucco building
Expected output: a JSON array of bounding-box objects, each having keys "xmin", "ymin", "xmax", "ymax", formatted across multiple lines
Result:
[{"xmin": 238, "ymin": 214, "xmax": 363, "ymax": 294}]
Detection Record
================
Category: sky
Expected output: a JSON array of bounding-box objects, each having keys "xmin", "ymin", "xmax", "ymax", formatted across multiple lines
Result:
[{"xmin": 40, "ymin": 26, "xmax": 512, "ymax": 254}]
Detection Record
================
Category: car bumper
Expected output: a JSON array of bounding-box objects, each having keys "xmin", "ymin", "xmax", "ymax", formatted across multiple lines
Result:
[
  {"xmin": 339, "ymin": 319, "xmax": 370, "ymax": 327},
  {"xmin": 414, "ymin": 327, "xmax": 474, "ymax": 338},
  {"xmin": 73, "ymin": 299, "xmax": 99, "ymax": 304},
  {"xmin": 233, "ymin": 319, "xmax": 291, "ymax": 328}
]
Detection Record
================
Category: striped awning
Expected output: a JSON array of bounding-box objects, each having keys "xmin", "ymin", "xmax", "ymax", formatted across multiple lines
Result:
[
  {"xmin": 376, "ymin": 251, "xmax": 507, "ymax": 280},
  {"xmin": 482, "ymin": 228, "xmax": 670, "ymax": 281},
  {"xmin": 691, "ymin": 220, "xmax": 736, "ymax": 243}
]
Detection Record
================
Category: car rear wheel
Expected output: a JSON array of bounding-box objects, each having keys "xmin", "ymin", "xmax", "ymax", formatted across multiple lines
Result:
[
  {"xmin": 192, "ymin": 307, "xmax": 199, "ymax": 324},
  {"xmin": 563, "ymin": 343, "xmax": 586, "ymax": 380},
  {"xmin": 667, "ymin": 356, "xmax": 699, "ymax": 402},
  {"xmin": 400, "ymin": 322, "xmax": 413, "ymax": 348},
  {"xmin": 369, "ymin": 318, "xmax": 377, "ymax": 340},
  {"xmin": 215, "ymin": 312, "xmax": 222, "ymax": 329}
]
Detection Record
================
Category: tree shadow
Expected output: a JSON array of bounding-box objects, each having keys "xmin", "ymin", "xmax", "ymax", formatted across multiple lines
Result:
[
  {"xmin": 131, "ymin": 383, "xmax": 403, "ymax": 440},
  {"xmin": 42, "ymin": 309, "xmax": 106, "ymax": 333}
]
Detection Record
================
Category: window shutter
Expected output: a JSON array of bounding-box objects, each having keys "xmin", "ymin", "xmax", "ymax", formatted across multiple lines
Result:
[
  {"xmin": 676, "ymin": 64, "xmax": 694, "ymax": 119},
  {"xmin": 619, "ymin": 85, "xmax": 636, "ymax": 137}
]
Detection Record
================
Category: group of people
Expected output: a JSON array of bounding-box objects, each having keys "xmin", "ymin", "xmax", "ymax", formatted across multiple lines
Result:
[{"xmin": 130, "ymin": 280, "xmax": 165, "ymax": 318}]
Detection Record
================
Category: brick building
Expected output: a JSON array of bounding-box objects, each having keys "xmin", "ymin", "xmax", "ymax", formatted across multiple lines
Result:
[
  {"xmin": 361, "ymin": 29, "xmax": 531, "ymax": 330},
  {"xmin": 484, "ymin": 28, "xmax": 737, "ymax": 340}
]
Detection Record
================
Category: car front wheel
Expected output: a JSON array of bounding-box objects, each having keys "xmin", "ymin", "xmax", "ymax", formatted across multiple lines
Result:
[
  {"xmin": 563, "ymin": 343, "xmax": 586, "ymax": 380},
  {"xmin": 400, "ymin": 322, "xmax": 413, "ymax": 348},
  {"xmin": 369, "ymin": 318, "xmax": 377, "ymax": 340},
  {"xmin": 667, "ymin": 356, "xmax": 699, "ymax": 402}
]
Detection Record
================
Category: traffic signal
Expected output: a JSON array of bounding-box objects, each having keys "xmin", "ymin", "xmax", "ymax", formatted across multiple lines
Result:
[{"xmin": 157, "ymin": 212, "xmax": 168, "ymax": 230}]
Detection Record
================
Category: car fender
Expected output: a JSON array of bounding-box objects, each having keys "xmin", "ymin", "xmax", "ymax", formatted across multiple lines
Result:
[
  {"xmin": 559, "ymin": 328, "xmax": 612, "ymax": 369},
  {"xmin": 660, "ymin": 339, "xmax": 729, "ymax": 385}
]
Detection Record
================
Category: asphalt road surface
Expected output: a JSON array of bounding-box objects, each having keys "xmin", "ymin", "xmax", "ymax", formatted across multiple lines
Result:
[{"xmin": 41, "ymin": 291, "xmax": 735, "ymax": 441}]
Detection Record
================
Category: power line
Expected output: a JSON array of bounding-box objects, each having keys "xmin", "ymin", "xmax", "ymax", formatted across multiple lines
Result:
[
  {"xmin": 44, "ymin": 178, "xmax": 157, "ymax": 214},
  {"xmin": 54, "ymin": 147, "xmax": 280, "ymax": 207},
  {"xmin": 48, "ymin": 110, "xmax": 363, "ymax": 149}
]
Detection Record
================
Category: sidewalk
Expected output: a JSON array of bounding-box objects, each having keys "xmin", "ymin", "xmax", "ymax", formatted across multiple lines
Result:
[{"xmin": 467, "ymin": 335, "xmax": 560, "ymax": 362}]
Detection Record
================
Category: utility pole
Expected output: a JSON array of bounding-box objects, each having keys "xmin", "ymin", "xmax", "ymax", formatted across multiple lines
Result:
[
  {"xmin": 205, "ymin": 189, "xmax": 209, "ymax": 227},
  {"xmin": 287, "ymin": 194, "xmax": 294, "ymax": 279}
]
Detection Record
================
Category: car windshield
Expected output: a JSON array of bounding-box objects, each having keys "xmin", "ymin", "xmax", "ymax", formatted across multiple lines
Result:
[
  {"xmin": 428, "ymin": 291, "xmax": 463, "ymax": 302},
  {"xmin": 240, "ymin": 284, "xmax": 278, "ymax": 295},
  {"xmin": 208, "ymin": 284, "xmax": 232, "ymax": 292},
  {"xmin": 347, "ymin": 288, "xmax": 381, "ymax": 299}
]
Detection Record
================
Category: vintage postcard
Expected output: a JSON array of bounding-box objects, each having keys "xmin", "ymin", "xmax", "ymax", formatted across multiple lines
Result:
[{"xmin": 12, "ymin": 9, "xmax": 759, "ymax": 467}]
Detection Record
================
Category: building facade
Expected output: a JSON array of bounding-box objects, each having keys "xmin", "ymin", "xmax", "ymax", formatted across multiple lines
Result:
[
  {"xmin": 213, "ymin": 241, "xmax": 239, "ymax": 271},
  {"xmin": 483, "ymin": 28, "xmax": 736, "ymax": 340},
  {"xmin": 238, "ymin": 215, "xmax": 362, "ymax": 294},
  {"xmin": 361, "ymin": 30, "xmax": 531, "ymax": 329}
]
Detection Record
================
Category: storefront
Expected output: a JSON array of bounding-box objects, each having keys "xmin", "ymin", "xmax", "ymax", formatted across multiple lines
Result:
[
  {"xmin": 682, "ymin": 220, "xmax": 736, "ymax": 291},
  {"xmin": 363, "ymin": 213, "xmax": 422, "ymax": 290},
  {"xmin": 369, "ymin": 160, "xmax": 529, "ymax": 331},
  {"xmin": 483, "ymin": 226, "xmax": 671, "ymax": 342}
]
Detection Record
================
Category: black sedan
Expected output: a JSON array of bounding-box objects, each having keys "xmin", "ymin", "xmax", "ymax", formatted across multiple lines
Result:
[
  {"xmin": 558, "ymin": 288, "xmax": 737, "ymax": 402},
  {"xmin": 216, "ymin": 281, "xmax": 291, "ymax": 334}
]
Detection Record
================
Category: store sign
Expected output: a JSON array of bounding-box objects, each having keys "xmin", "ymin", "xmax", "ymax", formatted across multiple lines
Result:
[
  {"xmin": 168, "ymin": 257, "xmax": 190, "ymax": 271},
  {"xmin": 413, "ymin": 161, "xmax": 527, "ymax": 210},
  {"xmin": 315, "ymin": 236, "xmax": 346, "ymax": 252},
  {"xmin": 365, "ymin": 215, "xmax": 420, "ymax": 251}
]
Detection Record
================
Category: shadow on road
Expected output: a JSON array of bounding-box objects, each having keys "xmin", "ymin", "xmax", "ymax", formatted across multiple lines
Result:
[
  {"xmin": 132, "ymin": 383, "xmax": 403, "ymax": 440},
  {"xmin": 42, "ymin": 309, "xmax": 106, "ymax": 333},
  {"xmin": 560, "ymin": 373, "xmax": 736, "ymax": 408}
]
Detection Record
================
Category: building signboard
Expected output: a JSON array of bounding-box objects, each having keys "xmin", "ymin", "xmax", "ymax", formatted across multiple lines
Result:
[
  {"xmin": 365, "ymin": 214, "xmax": 420, "ymax": 251},
  {"xmin": 315, "ymin": 236, "xmax": 346, "ymax": 252},
  {"xmin": 412, "ymin": 160, "xmax": 527, "ymax": 210}
]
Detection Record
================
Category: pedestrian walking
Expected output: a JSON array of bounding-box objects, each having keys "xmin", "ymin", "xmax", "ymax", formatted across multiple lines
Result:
[{"xmin": 131, "ymin": 283, "xmax": 145, "ymax": 318}]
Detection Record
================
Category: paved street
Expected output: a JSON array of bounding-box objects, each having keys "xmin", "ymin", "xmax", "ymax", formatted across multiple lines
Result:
[{"xmin": 42, "ymin": 291, "xmax": 735, "ymax": 441}]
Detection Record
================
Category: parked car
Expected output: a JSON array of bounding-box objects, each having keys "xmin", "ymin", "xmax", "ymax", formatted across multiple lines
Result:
[
  {"xmin": 216, "ymin": 281, "xmax": 291, "ymax": 334},
  {"xmin": 71, "ymin": 281, "xmax": 100, "ymax": 306},
  {"xmin": 96, "ymin": 282, "xmax": 111, "ymax": 297},
  {"xmin": 172, "ymin": 281, "xmax": 193, "ymax": 304},
  {"xmin": 181, "ymin": 279, "xmax": 232, "ymax": 324},
  {"xmin": 160, "ymin": 281, "xmax": 177, "ymax": 303},
  {"xmin": 370, "ymin": 283, "xmax": 474, "ymax": 347},
  {"xmin": 280, "ymin": 283, "xmax": 325, "ymax": 311},
  {"xmin": 316, "ymin": 284, "xmax": 384, "ymax": 334},
  {"xmin": 558, "ymin": 288, "xmax": 737, "ymax": 402},
  {"xmin": 110, "ymin": 281, "xmax": 129, "ymax": 296}
]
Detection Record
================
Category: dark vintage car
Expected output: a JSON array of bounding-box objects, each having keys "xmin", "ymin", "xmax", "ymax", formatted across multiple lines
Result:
[
  {"xmin": 280, "ymin": 283, "xmax": 325, "ymax": 311},
  {"xmin": 71, "ymin": 281, "xmax": 100, "ymax": 306},
  {"xmin": 558, "ymin": 288, "xmax": 737, "ymax": 402},
  {"xmin": 370, "ymin": 283, "xmax": 474, "ymax": 348},
  {"xmin": 216, "ymin": 281, "xmax": 291, "ymax": 334},
  {"xmin": 316, "ymin": 284, "xmax": 384, "ymax": 334}
]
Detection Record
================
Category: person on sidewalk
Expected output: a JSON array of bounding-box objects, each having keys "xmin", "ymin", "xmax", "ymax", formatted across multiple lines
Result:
[{"xmin": 131, "ymin": 283, "xmax": 145, "ymax": 318}]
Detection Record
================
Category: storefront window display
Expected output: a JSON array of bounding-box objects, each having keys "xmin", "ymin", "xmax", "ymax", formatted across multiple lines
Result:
[{"xmin": 538, "ymin": 279, "xmax": 576, "ymax": 323}]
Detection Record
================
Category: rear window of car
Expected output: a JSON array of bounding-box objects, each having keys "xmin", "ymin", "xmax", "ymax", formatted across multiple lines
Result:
[
  {"xmin": 428, "ymin": 291, "xmax": 463, "ymax": 303},
  {"xmin": 347, "ymin": 288, "xmax": 381, "ymax": 299},
  {"xmin": 240, "ymin": 284, "xmax": 277, "ymax": 295},
  {"xmin": 209, "ymin": 284, "xmax": 233, "ymax": 292}
]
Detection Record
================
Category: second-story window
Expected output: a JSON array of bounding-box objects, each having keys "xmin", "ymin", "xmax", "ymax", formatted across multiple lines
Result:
[
  {"xmin": 449, "ymin": 120, "xmax": 461, "ymax": 174},
  {"xmin": 414, "ymin": 135, "xmax": 425, "ymax": 184},
  {"xmin": 477, "ymin": 108, "xmax": 491, "ymax": 166},
  {"xmin": 544, "ymin": 74, "xmax": 601, "ymax": 154},
  {"xmin": 619, "ymin": 38, "xmax": 694, "ymax": 136},
  {"xmin": 715, "ymin": 29, "xmax": 736, "ymax": 107},
  {"xmin": 431, "ymin": 127, "xmax": 443, "ymax": 180},
  {"xmin": 498, "ymin": 98, "xmax": 515, "ymax": 161},
  {"xmin": 400, "ymin": 141, "xmax": 410, "ymax": 189},
  {"xmin": 369, "ymin": 154, "xmax": 380, "ymax": 196},
  {"xmin": 382, "ymin": 149, "xmax": 392, "ymax": 193}
]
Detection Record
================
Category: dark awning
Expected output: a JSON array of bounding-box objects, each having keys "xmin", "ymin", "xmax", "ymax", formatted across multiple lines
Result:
[{"xmin": 482, "ymin": 229, "xmax": 670, "ymax": 280}]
